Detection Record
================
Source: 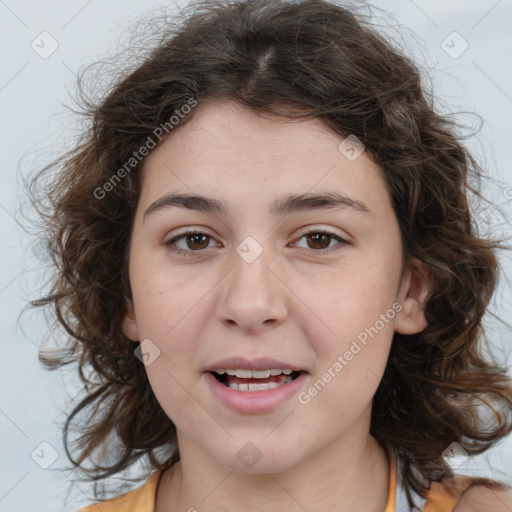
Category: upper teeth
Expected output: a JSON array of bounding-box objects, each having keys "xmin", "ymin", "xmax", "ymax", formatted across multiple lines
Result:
[{"xmin": 215, "ymin": 369, "xmax": 293, "ymax": 378}]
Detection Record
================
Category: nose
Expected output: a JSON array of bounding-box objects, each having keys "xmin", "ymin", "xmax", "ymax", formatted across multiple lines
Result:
[{"xmin": 214, "ymin": 244, "xmax": 289, "ymax": 334}]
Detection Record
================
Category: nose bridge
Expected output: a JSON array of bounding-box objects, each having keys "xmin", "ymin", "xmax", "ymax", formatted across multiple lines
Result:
[{"xmin": 215, "ymin": 236, "xmax": 288, "ymax": 331}]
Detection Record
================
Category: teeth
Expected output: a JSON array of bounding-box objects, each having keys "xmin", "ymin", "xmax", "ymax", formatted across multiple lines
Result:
[
  {"xmin": 235, "ymin": 369, "xmax": 252, "ymax": 378},
  {"xmin": 228, "ymin": 377, "xmax": 293, "ymax": 392},
  {"xmin": 252, "ymin": 369, "xmax": 271, "ymax": 378},
  {"xmin": 215, "ymin": 368, "xmax": 295, "ymax": 378}
]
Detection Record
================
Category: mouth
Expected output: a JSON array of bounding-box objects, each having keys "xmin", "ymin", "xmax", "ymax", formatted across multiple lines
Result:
[
  {"xmin": 204, "ymin": 357, "xmax": 308, "ymax": 413},
  {"xmin": 210, "ymin": 368, "xmax": 303, "ymax": 392}
]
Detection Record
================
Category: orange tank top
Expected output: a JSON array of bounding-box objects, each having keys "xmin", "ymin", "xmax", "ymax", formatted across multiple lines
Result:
[{"xmin": 77, "ymin": 448, "xmax": 475, "ymax": 511}]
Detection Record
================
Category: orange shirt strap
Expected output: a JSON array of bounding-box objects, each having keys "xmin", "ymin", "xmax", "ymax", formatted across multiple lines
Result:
[
  {"xmin": 424, "ymin": 475, "xmax": 475, "ymax": 512},
  {"xmin": 77, "ymin": 470, "xmax": 162, "ymax": 512},
  {"xmin": 384, "ymin": 445, "xmax": 397, "ymax": 512},
  {"xmin": 386, "ymin": 445, "xmax": 475, "ymax": 512}
]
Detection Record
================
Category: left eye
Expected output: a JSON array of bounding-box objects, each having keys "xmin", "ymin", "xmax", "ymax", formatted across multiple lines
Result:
[
  {"xmin": 294, "ymin": 230, "xmax": 348, "ymax": 252},
  {"xmin": 164, "ymin": 229, "xmax": 348, "ymax": 256}
]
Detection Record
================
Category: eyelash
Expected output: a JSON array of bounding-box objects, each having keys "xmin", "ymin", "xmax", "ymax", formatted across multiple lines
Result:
[{"xmin": 163, "ymin": 229, "xmax": 350, "ymax": 257}]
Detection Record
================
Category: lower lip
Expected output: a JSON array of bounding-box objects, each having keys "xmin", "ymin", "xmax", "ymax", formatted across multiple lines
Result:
[{"xmin": 204, "ymin": 372, "xmax": 308, "ymax": 415}]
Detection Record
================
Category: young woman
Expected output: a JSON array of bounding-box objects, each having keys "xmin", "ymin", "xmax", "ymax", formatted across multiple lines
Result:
[{"xmin": 31, "ymin": 1, "xmax": 512, "ymax": 510}]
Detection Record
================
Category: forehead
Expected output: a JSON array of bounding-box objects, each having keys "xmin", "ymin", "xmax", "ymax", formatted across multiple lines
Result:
[
  {"xmin": 147, "ymin": 101, "xmax": 355, "ymax": 167},
  {"xmin": 139, "ymin": 100, "xmax": 393, "ymax": 217}
]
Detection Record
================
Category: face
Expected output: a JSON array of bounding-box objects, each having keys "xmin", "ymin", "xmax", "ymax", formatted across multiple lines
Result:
[{"xmin": 122, "ymin": 100, "xmax": 429, "ymax": 474}]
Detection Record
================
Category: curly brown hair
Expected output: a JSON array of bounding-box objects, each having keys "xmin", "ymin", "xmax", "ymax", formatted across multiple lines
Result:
[{"xmin": 29, "ymin": 0, "xmax": 512, "ymax": 508}]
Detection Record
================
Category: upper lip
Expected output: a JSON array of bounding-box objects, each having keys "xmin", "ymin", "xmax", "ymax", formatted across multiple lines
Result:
[{"xmin": 205, "ymin": 357, "xmax": 306, "ymax": 373}]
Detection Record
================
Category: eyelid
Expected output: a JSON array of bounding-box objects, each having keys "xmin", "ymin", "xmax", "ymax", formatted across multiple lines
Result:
[{"xmin": 294, "ymin": 225, "xmax": 351, "ymax": 243}]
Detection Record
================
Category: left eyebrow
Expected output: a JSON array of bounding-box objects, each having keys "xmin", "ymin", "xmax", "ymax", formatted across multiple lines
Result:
[
  {"xmin": 270, "ymin": 191, "xmax": 372, "ymax": 217},
  {"xmin": 143, "ymin": 191, "xmax": 372, "ymax": 220}
]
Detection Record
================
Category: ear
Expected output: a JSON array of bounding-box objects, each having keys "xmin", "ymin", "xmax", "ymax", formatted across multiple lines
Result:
[
  {"xmin": 394, "ymin": 258, "xmax": 431, "ymax": 335},
  {"xmin": 121, "ymin": 301, "xmax": 140, "ymax": 342}
]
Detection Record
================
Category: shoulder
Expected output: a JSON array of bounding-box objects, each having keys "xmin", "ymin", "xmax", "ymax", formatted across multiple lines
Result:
[
  {"xmin": 453, "ymin": 484, "xmax": 512, "ymax": 512},
  {"xmin": 424, "ymin": 475, "xmax": 512, "ymax": 512},
  {"xmin": 76, "ymin": 471, "xmax": 162, "ymax": 512}
]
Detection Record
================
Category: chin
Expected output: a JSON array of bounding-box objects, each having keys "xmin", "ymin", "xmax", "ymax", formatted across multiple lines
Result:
[{"xmin": 211, "ymin": 443, "xmax": 302, "ymax": 475}]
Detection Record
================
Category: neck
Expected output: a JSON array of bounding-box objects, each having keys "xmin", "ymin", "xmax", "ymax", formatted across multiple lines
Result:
[{"xmin": 156, "ymin": 429, "xmax": 390, "ymax": 512}]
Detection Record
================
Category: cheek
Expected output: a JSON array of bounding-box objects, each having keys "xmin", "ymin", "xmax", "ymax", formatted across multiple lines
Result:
[
  {"xmin": 129, "ymin": 253, "xmax": 213, "ymax": 339},
  {"xmin": 290, "ymin": 255, "xmax": 399, "ymax": 405},
  {"xmin": 299, "ymin": 313, "xmax": 394, "ymax": 424},
  {"xmin": 143, "ymin": 362, "xmax": 207, "ymax": 433},
  {"xmin": 293, "ymin": 256, "xmax": 400, "ymax": 347}
]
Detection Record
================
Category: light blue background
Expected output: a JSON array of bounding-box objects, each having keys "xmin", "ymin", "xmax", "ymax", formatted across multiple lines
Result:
[{"xmin": 1, "ymin": 1, "xmax": 511, "ymax": 510}]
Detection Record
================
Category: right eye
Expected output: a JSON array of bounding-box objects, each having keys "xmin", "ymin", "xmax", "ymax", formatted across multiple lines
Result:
[{"xmin": 163, "ymin": 230, "xmax": 221, "ymax": 256}]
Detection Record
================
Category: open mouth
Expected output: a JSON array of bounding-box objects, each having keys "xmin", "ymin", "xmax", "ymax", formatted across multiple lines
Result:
[{"xmin": 210, "ymin": 368, "xmax": 303, "ymax": 392}]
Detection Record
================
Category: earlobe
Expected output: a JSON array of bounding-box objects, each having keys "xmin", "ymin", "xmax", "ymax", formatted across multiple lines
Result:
[
  {"xmin": 121, "ymin": 302, "xmax": 140, "ymax": 342},
  {"xmin": 394, "ymin": 259, "xmax": 431, "ymax": 335}
]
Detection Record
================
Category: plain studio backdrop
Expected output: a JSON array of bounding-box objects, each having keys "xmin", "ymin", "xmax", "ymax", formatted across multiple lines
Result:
[{"xmin": 1, "ymin": 0, "xmax": 511, "ymax": 510}]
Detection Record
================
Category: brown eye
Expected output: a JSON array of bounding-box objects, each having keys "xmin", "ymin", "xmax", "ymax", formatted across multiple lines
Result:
[
  {"xmin": 294, "ymin": 230, "xmax": 349, "ymax": 254},
  {"xmin": 164, "ymin": 231, "xmax": 219, "ymax": 256},
  {"xmin": 305, "ymin": 233, "xmax": 332, "ymax": 250},
  {"xmin": 184, "ymin": 233, "xmax": 210, "ymax": 250}
]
